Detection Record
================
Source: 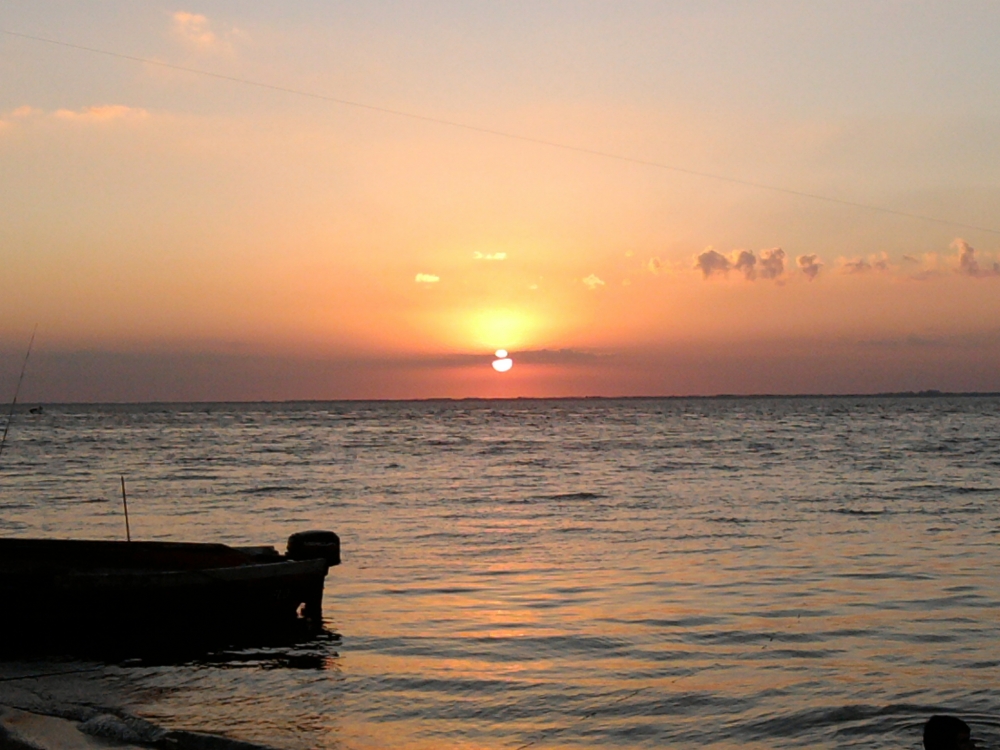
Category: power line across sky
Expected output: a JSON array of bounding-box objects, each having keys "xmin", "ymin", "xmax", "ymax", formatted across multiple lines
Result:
[{"xmin": 3, "ymin": 27, "xmax": 999, "ymax": 236}]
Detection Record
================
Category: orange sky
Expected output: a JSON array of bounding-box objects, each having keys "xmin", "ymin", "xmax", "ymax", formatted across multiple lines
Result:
[{"xmin": 3, "ymin": 3, "xmax": 1000, "ymax": 400}]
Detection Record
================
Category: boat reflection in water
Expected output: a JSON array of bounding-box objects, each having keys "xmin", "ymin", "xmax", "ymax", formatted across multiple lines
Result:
[{"xmin": 0, "ymin": 530, "xmax": 340, "ymax": 657}]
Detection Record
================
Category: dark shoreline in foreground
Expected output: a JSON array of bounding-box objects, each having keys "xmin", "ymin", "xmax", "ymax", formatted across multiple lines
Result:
[{"xmin": 13, "ymin": 390, "xmax": 1000, "ymax": 407}]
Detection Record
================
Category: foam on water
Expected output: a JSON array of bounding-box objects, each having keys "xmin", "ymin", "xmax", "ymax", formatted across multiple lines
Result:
[{"xmin": 1, "ymin": 397, "xmax": 999, "ymax": 748}]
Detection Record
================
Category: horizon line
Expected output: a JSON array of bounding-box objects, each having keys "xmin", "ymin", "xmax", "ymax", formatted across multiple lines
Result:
[{"xmin": 7, "ymin": 390, "xmax": 999, "ymax": 408}]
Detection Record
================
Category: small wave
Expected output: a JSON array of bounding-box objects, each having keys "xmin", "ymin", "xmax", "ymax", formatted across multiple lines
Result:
[
  {"xmin": 538, "ymin": 491, "xmax": 606, "ymax": 501},
  {"xmin": 236, "ymin": 485, "xmax": 297, "ymax": 495},
  {"xmin": 616, "ymin": 615, "xmax": 723, "ymax": 628}
]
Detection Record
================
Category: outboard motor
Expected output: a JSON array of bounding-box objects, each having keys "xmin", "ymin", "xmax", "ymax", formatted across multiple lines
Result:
[{"xmin": 286, "ymin": 530, "xmax": 341, "ymax": 568}]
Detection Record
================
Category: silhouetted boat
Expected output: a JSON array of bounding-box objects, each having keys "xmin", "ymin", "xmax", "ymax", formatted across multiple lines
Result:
[{"xmin": 0, "ymin": 531, "xmax": 340, "ymax": 654}]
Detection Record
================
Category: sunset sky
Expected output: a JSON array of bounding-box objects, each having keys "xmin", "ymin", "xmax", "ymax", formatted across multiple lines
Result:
[{"xmin": 3, "ymin": 1, "xmax": 1000, "ymax": 401}]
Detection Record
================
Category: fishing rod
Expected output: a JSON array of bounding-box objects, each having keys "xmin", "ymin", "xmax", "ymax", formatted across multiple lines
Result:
[{"xmin": 0, "ymin": 326, "xmax": 38, "ymax": 463}]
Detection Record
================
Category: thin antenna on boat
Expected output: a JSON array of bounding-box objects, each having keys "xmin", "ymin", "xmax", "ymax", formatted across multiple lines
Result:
[
  {"xmin": 0, "ymin": 326, "xmax": 37, "ymax": 463},
  {"xmin": 120, "ymin": 475, "xmax": 131, "ymax": 542}
]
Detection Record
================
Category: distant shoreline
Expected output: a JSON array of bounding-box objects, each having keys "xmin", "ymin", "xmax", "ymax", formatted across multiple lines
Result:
[{"xmin": 11, "ymin": 390, "xmax": 1000, "ymax": 407}]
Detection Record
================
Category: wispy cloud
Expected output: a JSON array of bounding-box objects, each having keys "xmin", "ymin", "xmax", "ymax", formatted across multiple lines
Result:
[
  {"xmin": 857, "ymin": 329, "xmax": 1000, "ymax": 350},
  {"xmin": 173, "ymin": 11, "xmax": 216, "ymax": 46},
  {"xmin": 473, "ymin": 251, "xmax": 507, "ymax": 261},
  {"xmin": 3, "ymin": 104, "xmax": 147, "ymax": 132},
  {"xmin": 2, "ymin": 105, "xmax": 42, "ymax": 131},
  {"xmin": 841, "ymin": 252, "xmax": 889, "ymax": 274},
  {"xmin": 647, "ymin": 257, "xmax": 663, "ymax": 274},
  {"xmin": 797, "ymin": 254, "xmax": 822, "ymax": 281},
  {"xmin": 172, "ymin": 10, "xmax": 246, "ymax": 53},
  {"xmin": 53, "ymin": 105, "xmax": 149, "ymax": 123},
  {"xmin": 414, "ymin": 273, "xmax": 440, "ymax": 283},
  {"xmin": 582, "ymin": 274, "xmax": 605, "ymax": 290}
]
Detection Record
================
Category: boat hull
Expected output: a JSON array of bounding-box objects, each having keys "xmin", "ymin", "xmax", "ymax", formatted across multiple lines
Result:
[{"xmin": 0, "ymin": 538, "xmax": 333, "ymax": 655}]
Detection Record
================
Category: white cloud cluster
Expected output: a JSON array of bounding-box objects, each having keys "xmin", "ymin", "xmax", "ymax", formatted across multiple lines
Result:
[
  {"xmin": 473, "ymin": 251, "xmax": 507, "ymax": 261},
  {"xmin": 414, "ymin": 273, "xmax": 440, "ymax": 284},
  {"xmin": 582, "ymin": 274, "xmax": 605, "ymax": 290},
  {"xmin": 811, "ymin": 241, "xmax": 1000, "ymax": 282},
  {"xmin": 953, "ymin": 239, "xmax": 1000, "ymax": 278}
]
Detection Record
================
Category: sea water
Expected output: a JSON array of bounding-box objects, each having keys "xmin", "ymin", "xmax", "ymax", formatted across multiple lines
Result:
[{"xmin": 0, "ymin": 397, "xmax": 998, "ymax": 749}]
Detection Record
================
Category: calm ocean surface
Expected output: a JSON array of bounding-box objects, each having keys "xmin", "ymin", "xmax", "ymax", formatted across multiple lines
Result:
[{"xmin": 1, "ymin": 397, "xmax": 998, "ymax": 749}]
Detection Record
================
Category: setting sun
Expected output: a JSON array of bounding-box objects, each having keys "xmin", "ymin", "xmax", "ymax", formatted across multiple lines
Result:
[{"xmin": 492, "ymin": 350, "xmax": 513, "ymax": 373}]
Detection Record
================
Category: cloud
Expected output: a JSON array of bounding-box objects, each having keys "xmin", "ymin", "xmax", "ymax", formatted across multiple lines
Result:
[
  {"xmin": 797, "ymin": 254, "xmax": 822, "ymax": 281},
  {"xmin": 695, "ymin": 248, "xmax": 731, "ymax": 279},
  {"xmin": 171, "ymin": 10, "xmax": 246, "ymax": 53},
  {"xmin": 953, "ymin": 238, "xmax": 1000, "ymax": 278},
  {"xmin": 53, "ymin": 105, "xmax": 149, "ymax": 122},
  {"xmin": 414, "ymin": 273, "xmax": 440, "ymax": 283},
  {"xmin": 473, "ymin": 251, "xmax": 507, "ymax": 261},
  {"xmin": 696, "ymin": 247, "xmax": 785, "ymax": 281},
  {"xmin": 1, "ymin": 105, "xmax": 42, "ymax": 131},
  {"xmin": 758, "ymin": 248, "xmax": 786, "ymax": 280},
  {"xmin": 582, "ymin": 274, "xmax": 605, "ymax": 290},
  {"xmin": 857, "ymin": 329, "xmax": 1000, "ymax": 351},
  {"xmin": 842, "ymin": 258, "xmax": 872, "ymax": 273},
  {"xmin": 420, "ymin": 348, "xmax": 608, "ymax": 367},
  {"xmin": 11, "ymin": 106, "xmax": 40, "ymax": 118},
  {"xmin": 733, "ymin": 250, "xmax": 756, "ymax": 280},
  {"xmin": 515, "ymin": 348, "xmax": 608, "ymax": 364},
  {"xmin": 647, "ymin": 257, "xmax": 663, "ymax": 274},
  {"xmin": 841, "ymin": 252, "xmax": 889, "ymax": 274},
  {"xmin": 173, "ymin": 11, "xmax": 217, "ymax": 46}
]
